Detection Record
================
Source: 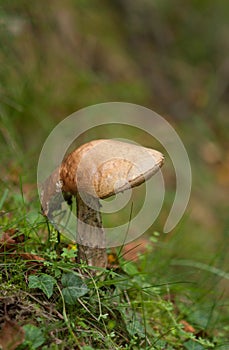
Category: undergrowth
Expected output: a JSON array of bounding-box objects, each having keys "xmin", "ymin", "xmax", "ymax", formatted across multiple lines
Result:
[
  {"xmin": 0, "ymin": 190, "xmax": 228, "ymax": 350},
  {"xmin": 0, "ymin": 1, "xmax": 228, "ymax": 348}
]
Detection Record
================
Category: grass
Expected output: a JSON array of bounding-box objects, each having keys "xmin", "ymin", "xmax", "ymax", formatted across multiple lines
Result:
[
  {"xmin": 0, "ymin": 187, "xmax": 228, "ymax": 349},
  {"xmin": 0, "ymin": 0, "xmax": 229, "ymax": 348}
]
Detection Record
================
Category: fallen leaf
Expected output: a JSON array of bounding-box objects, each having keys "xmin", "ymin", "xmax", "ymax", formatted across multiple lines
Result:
[
  {"xmin": 122, "ymin": 238, "xmax": 150, "ymax": 262},
  {"xmin": 19, "ymin": 253, "xmax": 45, "ymax": 271},
  {"xmin": 0, "ymin": 319, "xmax": 25, "ymax": 350},
  {"xmin": 19, "ymin": 253, "xmax": 45, "ymax": 262},
  {"xmin": 0, "ymin": 229, "xmax": 24, "ymax": 253},
  {"xmin": 107, "ymin": 238, "xmax": 151, "ymax": 268},
  {"xmin": 0, "ymin": 232, "xmax": 16, "ymax": 252},
  {"xmin": 180, "ymin": 319, "xmax": 196, "ymax": 333}
]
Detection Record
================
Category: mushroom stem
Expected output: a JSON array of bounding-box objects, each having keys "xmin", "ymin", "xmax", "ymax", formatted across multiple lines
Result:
[{"xmin": 76, "ymin": 191, "xmax": 107, "ymax": 268}]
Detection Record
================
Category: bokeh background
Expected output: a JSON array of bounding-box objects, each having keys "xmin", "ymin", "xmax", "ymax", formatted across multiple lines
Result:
[{"xmin": 1, "ymin": 0, "xmax": 228, "ymax": 297}]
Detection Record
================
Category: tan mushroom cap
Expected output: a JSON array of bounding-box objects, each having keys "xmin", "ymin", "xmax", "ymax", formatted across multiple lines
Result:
[{"xmin": 60, "ymin": 139, "xmax": 164, "ymax": 199}]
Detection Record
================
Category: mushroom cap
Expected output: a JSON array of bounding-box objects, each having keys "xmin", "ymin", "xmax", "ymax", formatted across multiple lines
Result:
[{"xmin": 60, "ymin": 139, "xmax": 164, "ymax": 199}]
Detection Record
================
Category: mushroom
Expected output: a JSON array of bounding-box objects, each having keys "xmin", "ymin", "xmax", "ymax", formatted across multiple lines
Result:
[{"xmin": 41, "ymin": 139, "xmax": 164, "ymax": 268}]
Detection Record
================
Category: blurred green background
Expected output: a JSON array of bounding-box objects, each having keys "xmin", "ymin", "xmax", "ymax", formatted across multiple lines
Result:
[{"xmin": 0, "ymin": 1, "xmax": 228, "ymax": 294}]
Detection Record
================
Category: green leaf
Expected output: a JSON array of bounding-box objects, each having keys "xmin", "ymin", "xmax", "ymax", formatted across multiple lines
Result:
[
  {"xmin": 61, "ymin": 272, "xmax": 88, "ymax": 304},
  {"xmin": 184, "ymin": 340, "xmax": 205, "ymax": 350},
  {"xmin": 28, "ymin": 274, "xmax": 56, "ymax": 299},
  {"xmin": 121, "ymin": 260, "xmax": 139, "ymax": 276},
  {"xmin": 61, "ymin": 247, "xmax": 77, "ymax": 260},
  {"xmin": 23, "ymin": 324, "xmax": 45, "ymax": 349},
  {"xmin": 119, "ymin": 307, "xmax": 145, "ymax": 338}
]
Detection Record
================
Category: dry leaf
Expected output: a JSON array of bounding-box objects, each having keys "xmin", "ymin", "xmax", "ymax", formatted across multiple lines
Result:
[
  {"xmin": 0, "ymin": 232, "xmax": 16, "ymax": 252},
  {"xmin": 180, "ymin": 319, "xmax": 196, "ymax": 333},
  {"xmin": 0, "ymin": 229, "xmax": 24, "ymax": 253},
  {"xmin": 0, "ymin": 319, "xmax": 25, "ymax": 350},
  {"xmin": 18, "ymin": 253, "xmax": 45, "ymax": 272},
  {"xmin": 19, "ymin": 252, "xmax": 45, "ymax": 262},
  {"xmin": 122, "ymin": 238, "xmax": 150, "ymax": 261},
  {"xmin": 107, "ymin": 238, "xmax": 150, "ymax": 268}
]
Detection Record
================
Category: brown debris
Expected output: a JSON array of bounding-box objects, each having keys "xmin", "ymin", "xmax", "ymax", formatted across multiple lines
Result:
[
  {"xmin": 180, "ymin": 319, "xmax": 196, "ymax": 333},
  {"xmin": 0, "ymin": 319, "xmax": 25, "ymax": 350}
]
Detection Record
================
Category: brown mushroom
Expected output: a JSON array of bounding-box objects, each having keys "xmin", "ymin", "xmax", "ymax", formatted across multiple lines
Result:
[{"xmin": 41, "ymin": 139, "xmax": 164, "ymax": 268}]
